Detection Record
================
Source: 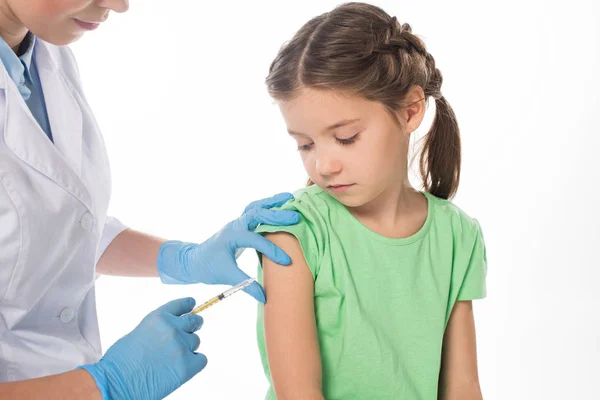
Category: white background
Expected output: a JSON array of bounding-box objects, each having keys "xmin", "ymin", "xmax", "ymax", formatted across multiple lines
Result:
[{"xmin": 70, "ymin": 0, "xmax": 600, "ymax": 399}]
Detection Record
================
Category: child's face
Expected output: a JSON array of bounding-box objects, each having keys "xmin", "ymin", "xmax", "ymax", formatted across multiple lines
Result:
[
  {"xmin": 4, "ymin": 0, "xmax": 129, "ymax": 45},
  {"xmin": 280, "ymin": 88, "xmax": 413, "ymax": 209}
]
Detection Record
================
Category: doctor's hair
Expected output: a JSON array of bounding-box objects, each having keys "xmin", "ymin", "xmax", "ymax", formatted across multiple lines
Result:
[{"xmin": 266, "ymin": 2, "xmax": 461, "ymax": 200}]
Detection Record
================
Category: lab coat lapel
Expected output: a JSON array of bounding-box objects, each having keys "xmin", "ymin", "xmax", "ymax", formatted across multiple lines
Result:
[
  {"xmin": 2, "ymin": 43, "xmax": 91, "ymax": 209},
  {"xmin": 35, "ymin": 41, "xmax": 84, "ymax": 177}
]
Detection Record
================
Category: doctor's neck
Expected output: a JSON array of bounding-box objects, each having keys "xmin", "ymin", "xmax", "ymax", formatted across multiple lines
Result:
[{"xmin": 0, "ymin": 2, "xmax": 27, "ymax": 52}]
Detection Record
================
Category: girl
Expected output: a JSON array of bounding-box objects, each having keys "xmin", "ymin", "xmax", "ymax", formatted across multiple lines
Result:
[{"xmin": 256, "ymin": 3, "xmax": 487, "ymax": 399}]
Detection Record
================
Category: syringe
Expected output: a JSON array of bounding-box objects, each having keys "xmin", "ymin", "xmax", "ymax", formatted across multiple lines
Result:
[{"xmin": 189, "ymin": 278, "xmax": 256, "ymax": 314}]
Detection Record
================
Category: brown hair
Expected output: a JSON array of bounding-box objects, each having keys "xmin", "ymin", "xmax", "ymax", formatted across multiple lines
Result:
[{"xmin": 266, "ymin": 2, "xmax": 461, "ymax": 199}]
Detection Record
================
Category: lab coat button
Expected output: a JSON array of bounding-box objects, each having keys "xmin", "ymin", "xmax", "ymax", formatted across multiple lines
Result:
[
  {"xmin": 60, "ymin": 307, "xmax": 75, "ymax": 323},
  {"xmin": 80, "ymin": 212, "xmax": 94, "ymax": 231}
]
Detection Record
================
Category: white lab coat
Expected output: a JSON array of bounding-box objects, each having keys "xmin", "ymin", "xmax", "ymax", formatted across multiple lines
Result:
[{"xmin": 0, "ymin": 39, "xmax": 127, "ymax": 381}]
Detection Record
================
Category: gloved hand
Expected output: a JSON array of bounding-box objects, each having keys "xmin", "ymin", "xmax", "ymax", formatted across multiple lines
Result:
[
  {"xmin": 156, "ymin": 192, "xmax": 300, "ymax": 303},
  {"xmin": 79, "ymin": 298, "xmax": 206, "ymax": 400}
]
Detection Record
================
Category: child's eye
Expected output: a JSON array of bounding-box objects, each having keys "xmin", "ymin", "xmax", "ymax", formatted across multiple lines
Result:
[
  {"xmin": 336, "ymin": 133, "xmax": 360, "ymax": 146},
  {"xmin": 297, "ymin": 143, "xmax": 314, "ymax": 152}
]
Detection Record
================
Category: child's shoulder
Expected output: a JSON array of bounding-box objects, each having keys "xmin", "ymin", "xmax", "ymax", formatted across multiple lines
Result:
[
  {"xmin": 293, "ymin": 184, "xmax": 330, "ymax": 201},
  {"xmin": 256, "ymin": 186, "xmax": 333, "ymax": 275},
  {"xmin": 258, "ymin": 185, "xmax": 334, "ymax": 235},
  {"xmin": 425, "ymin": 192, "xmax": 483, "ymax": 239},
  {"xmin": 277, "ymin": 185, "xmax": 336, "ymax": 215}
]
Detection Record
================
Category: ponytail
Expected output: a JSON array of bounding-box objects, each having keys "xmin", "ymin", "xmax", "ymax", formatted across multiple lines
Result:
[{"xmin": 419, "ymin": 96, "xmax": 461, "ymax": 199}]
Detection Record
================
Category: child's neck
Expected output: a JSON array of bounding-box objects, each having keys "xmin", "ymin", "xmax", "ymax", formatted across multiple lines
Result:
[{"xmin": 348, "ymin": 182, "xmax": 428, "ymax": 239}]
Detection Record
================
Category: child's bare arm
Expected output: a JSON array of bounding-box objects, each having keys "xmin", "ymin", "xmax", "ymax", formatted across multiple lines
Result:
[
  {"xmin": 261, "ymin": 232, "xmax": 324, "ymax": 400},
  {"xmin": 438, "ymin": 301, "xmax": 483, "ymax": 400}
]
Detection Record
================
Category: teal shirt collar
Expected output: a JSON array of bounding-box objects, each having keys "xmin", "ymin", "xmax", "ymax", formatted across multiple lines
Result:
[{"xmin": 0, "ymin": 32, "xmax": 36, "ymax": 99}]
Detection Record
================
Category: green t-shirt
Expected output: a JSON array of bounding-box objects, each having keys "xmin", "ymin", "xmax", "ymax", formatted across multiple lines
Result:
[{"xmin": 256, "ymin": 185, "xmax": 487, "ymax": 400}]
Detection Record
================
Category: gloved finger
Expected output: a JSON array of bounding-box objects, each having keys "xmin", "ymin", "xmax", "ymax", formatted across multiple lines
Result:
[
  {"xmin": 233, "ymin": 231, "xmax": 292, "ymax": 266},
  {"xmin": 243, "ymin": 192, "xmax": 294, "ymax": 214},
  {"xmin": 156, "ymin": 297, "xmax": 196, "ymax": 316},
  {"xmin": 175, "ymin": 313, "xmax": 204, "ymax": 333},
  {"xmin": 244, "ymin": 208, "xmax": 300, "ymax": 231},
  {"xmin": 221, "ymin": 264, "xmax": 266, "ymax": 303},
  {"xmin": 183, "ymin": 332, "xmax": 201, "ymax": 352},
  {"xmin": 244, "ymin": 281, "xmax": 267, "ymax": 304},
  {"xmin": 190, "ymin": 353, "xmax": 208, "ymax": 372},
  {"xmin": 180, "ymin": 353, "xmax": 209, "ymax": 384}
]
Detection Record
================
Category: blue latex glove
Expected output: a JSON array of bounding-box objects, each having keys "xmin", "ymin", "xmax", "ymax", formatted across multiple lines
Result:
[
  {"xmin": 79, "ymin": 298, "xmax": 206, "ymax": 400},
  {"xmin": 156, "ymin": 192, "xmax": 300, "ymax": 303}
]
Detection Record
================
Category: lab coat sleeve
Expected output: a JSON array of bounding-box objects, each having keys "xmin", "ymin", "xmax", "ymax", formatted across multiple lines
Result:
[{"xmin": 95, "ymin": 216, "xmax": 128, "ymax": 265}]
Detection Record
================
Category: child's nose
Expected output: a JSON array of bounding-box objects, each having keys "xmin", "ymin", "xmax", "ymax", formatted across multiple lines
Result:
[
  {"xmin": 97, "ymin": 0, "xmax": 130, "ymax": 14},
  {"xmin": 316, "ymin": 150, "xmax": 343, "ymax": 176}
]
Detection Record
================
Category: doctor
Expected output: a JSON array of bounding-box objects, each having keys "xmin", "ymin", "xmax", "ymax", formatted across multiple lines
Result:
[{"xmin": 0, "ymin": 0, "xmax": 299, "ymax": 399}]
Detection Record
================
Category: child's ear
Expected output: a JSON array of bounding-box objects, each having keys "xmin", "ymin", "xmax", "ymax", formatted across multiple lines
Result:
[{"xmin": 396, "ymin": 85, "xmax": 426, "ymax": 134}]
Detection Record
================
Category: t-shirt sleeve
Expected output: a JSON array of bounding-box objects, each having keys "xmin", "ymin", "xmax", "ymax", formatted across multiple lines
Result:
[
  {"xmin": 456, "ymin": 219, "xmax": 488, "ymax": 301},
  {"xmin": 254, "ymin": 198, "xmax": 323, "ymax": 280}
]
